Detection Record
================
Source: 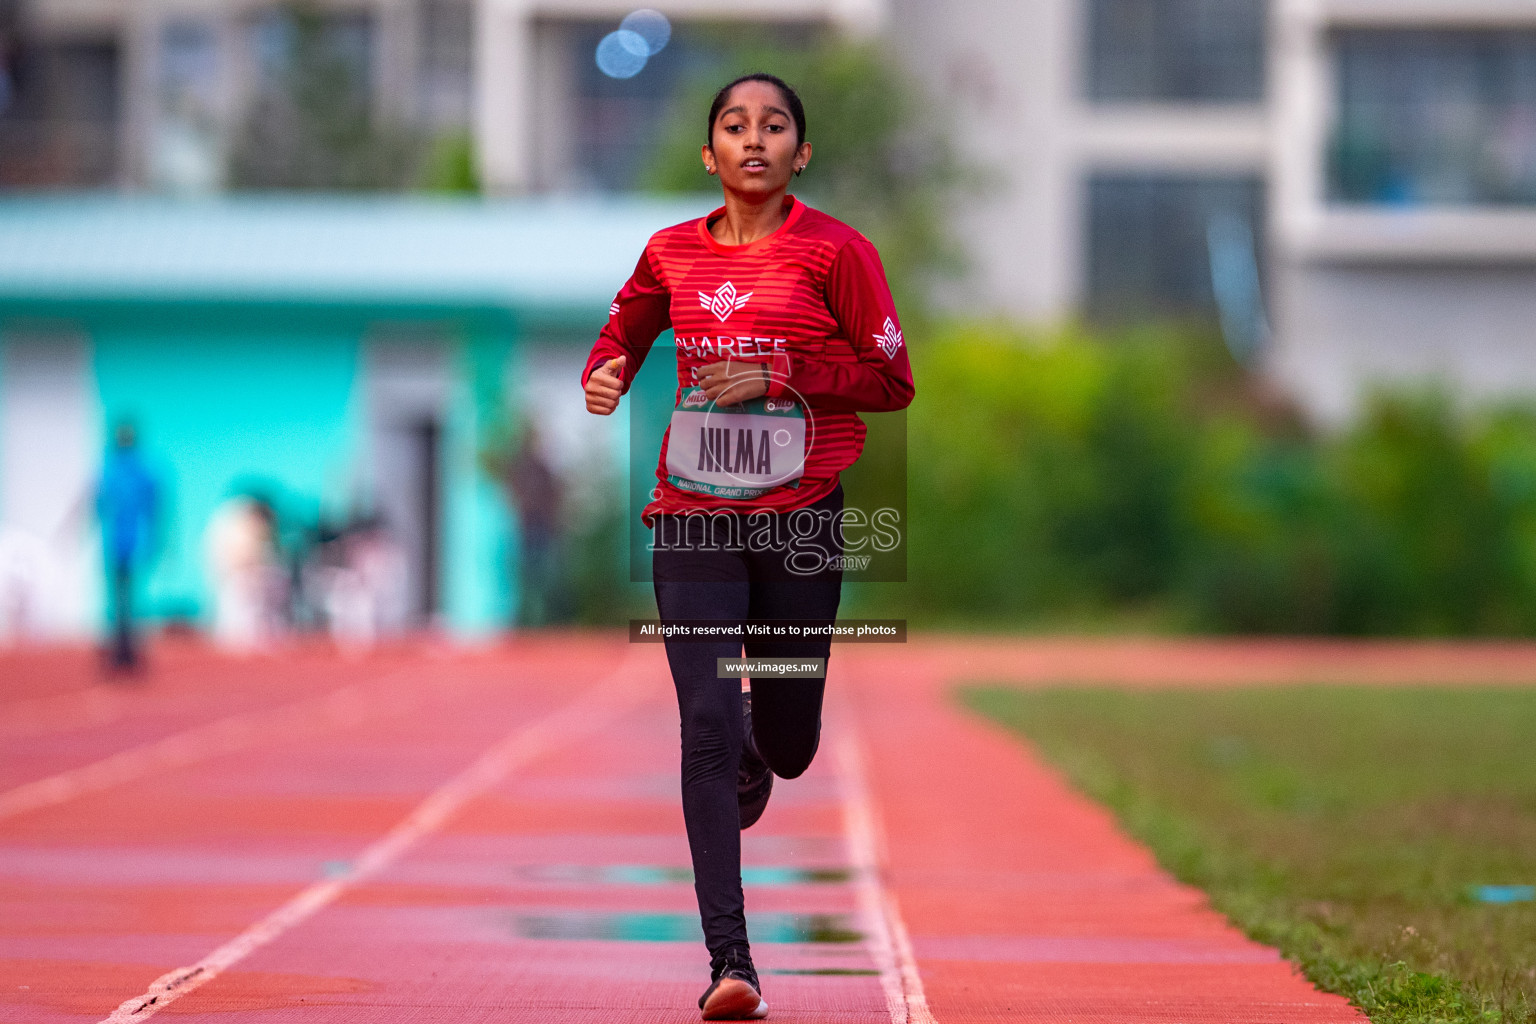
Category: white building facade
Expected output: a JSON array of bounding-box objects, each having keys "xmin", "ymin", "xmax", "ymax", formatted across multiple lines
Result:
[
  {"xmin": 1267, "ymin": 0, "xmax": 1536, "ymax": 421},
  {"xmin": 5, "ymin": 0, "xmax": 1536, "ymax": 420}
]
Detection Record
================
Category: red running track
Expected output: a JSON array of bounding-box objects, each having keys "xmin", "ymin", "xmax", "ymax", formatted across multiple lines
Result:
[{"xmin": 5, "ymin": 635, "xmax": 1530, "ymax": 1022}]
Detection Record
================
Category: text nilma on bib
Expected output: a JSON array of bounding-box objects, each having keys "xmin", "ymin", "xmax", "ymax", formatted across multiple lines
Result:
[{"xmin": 665, "ymin": 387, "xmax": 806, "ymax": 500}]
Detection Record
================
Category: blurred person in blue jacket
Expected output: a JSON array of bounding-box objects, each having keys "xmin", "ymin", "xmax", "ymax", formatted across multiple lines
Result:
[{"xmin": 97, "ymin": 421, "xmax": 160, "ymax": 673}]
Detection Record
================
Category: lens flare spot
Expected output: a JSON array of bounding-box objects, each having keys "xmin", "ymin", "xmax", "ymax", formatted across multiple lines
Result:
[
  {"xmin": 620, "ymin": 9, "xmax": 672, "ymax": 56},
  {"xmin": 596, "ymin": 30, "xmax": 648, "ymax": 78}
]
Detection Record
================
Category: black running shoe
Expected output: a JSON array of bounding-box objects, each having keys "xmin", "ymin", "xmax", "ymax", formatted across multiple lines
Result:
[
  {"xmin": 738, "ymin": 690, "xmax": 772, "ymax": 830},
  {"xmin": 699, "ymin": 948, "xmax": 768, "ymax": 1020}
]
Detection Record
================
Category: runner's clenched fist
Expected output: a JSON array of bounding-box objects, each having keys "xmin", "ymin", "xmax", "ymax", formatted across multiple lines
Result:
[{"xmin": 585, "ymin": 355, "xmax": 627, "ymax": 415}]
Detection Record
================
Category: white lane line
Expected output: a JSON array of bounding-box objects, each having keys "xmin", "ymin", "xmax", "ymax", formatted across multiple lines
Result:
[
  {"xmin": 99, "ymin": 649, "xmax": 650, "ymax": 1023},
  {"xmin": 0, "ymin": 663, "xmax": 443, "ymax": 823},
  {"xmin": 837, "ymin": 731, "xmax": 937, "ymax": 1024}
]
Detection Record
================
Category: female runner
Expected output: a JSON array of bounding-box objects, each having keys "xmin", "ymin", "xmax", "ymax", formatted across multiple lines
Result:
[{"xmin": 583, "ymin": 72, "xmax": 914, "ymax": 1020}]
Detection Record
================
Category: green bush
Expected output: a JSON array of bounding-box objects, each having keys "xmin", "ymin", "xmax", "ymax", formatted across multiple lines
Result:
[
  {"xmin": 905, "ymin": 322, "xmax": 1536, "ymax": 635},
  {"xmin": 1182, "ymin": 394, "xmax": 1536, "ymax": 635},
  {"xmin": 903, "ymin": 321, "xmax": 1208, "ymax": 626}
]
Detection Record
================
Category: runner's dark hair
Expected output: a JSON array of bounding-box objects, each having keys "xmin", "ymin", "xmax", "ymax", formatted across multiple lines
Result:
[{"xmin": 706, "ymin": 73, "xmax": 806, "ymax": 146}]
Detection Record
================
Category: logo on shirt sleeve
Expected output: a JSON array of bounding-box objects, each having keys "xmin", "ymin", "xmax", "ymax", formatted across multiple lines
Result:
[
  {"xmin": 699, "ymin": 281, "xmax": 753, "ymax": 323},
  {"xmin": 875, "ymin": 317, "xmax": 904, "ymax": 359},
  {"xmin": 609, "ymin": 301, "xmax": 621, "ymax": 317}
]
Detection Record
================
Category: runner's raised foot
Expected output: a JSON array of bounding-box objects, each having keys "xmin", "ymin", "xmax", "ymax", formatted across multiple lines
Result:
[
  {"xmin": 700, "ymin": 948, "xmax": 768, "ymax": 1020},
  {"xmin": 738, "ymin": 689, "xmax": 772, "ymax": 829}
]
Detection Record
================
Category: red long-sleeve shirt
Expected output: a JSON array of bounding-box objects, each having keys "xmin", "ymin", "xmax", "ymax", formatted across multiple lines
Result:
[{"xmin": 585, "ymin": 196, "xmax": 915, "ymax": 521}]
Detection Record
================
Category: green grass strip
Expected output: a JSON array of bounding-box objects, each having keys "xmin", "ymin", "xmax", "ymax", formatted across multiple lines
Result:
[{"xmin": 961, "ymin": 685, "xmax": 1536, "ymax": 1024}]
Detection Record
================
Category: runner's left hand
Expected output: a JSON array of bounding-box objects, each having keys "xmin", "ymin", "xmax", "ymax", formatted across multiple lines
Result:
[{"xmin": 695, "ymin": 360, "xmax": 769, "ymax": 406}]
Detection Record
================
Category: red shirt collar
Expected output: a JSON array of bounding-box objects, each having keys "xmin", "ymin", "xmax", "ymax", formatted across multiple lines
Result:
[{"xmin": 697, "ymin": 195, "xmax": 805, "ymax": 256}]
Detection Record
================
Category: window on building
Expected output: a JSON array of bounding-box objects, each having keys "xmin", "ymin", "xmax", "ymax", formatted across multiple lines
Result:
[
  {"xmin": 249, "ymin": 8, "xmax": 373, "ymax": 100},
  {"xmin": 1087, "ymin": 0, "xmax": 1266, "ymax": 103},
  {"xmin": 0, "ymin": 2, "xmax": 23, "ymax": 122},
  {"xmin": 1086, "ymin": 174, "xmax": 1266, "ymax": 331},
  {"xmin": 1329, "ymin": 30, "xmax": 1536, "ymax": 206},
  {"xmin": 538, "ymin": 20, "xmax": 814, "ymax": 192},
  {"xmin": 153, "ymin": 21, "xmax": 221, "ymax": 193},
  {"xmin": 232, "ymin": 8, "xmax": 411, "ymax": 189},
  {"xmin": 419, "ymin": 0, "xmax": 472, "ymax": 130},
  {"xmin": 0, "ymin": 38, "xmax": 120, "ymax": 187},
  {"xmin": 563, "ymin": 21, "xmax": 702, "ymax": 192}
]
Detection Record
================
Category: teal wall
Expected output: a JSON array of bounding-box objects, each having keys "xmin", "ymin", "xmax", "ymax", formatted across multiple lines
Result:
[
  {"xmin": 444, "ymin": 327, "xmax": 516, "ymax": 635},
  {"xmin": 93, "ymin": 320, "xmax": 364, "ymax": 623},
  {"xmin": 5, "ymin": 298, "xmax": 538, "ymax": 636}
]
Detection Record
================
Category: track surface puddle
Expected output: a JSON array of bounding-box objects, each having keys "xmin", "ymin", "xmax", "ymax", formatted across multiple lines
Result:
[
  {"xmin": 521, "ymin": 865, "xmax": 850, "ymax": 887},
  {"xmin": 511, "ymin": 912, "xmax": 862, "ymax": 943}
]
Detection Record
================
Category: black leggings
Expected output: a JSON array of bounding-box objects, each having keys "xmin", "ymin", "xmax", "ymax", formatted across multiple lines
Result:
[{"xmin": 652, "ymin": 484, "xmax": 844, "ymax": 961}]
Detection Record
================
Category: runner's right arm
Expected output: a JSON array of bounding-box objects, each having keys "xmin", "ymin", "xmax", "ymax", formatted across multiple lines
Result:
[{"xmin": 584, "ymin": 247, "xmax": 672, "ymax": 402}]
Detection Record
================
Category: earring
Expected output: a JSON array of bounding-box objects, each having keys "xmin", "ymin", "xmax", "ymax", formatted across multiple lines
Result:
[
  {"xmin": 707, "ymin": 166, "xmax": 716, "ymax": 175},
  {"xmin": 794, "ymin": 166, "xmax": 803, "ymax": 176}
]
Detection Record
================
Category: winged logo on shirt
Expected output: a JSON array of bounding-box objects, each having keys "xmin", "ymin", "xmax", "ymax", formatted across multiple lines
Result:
[
  {"xmin": 699, "ymin": 281, "xmax": 752, "ymax": 323},
  {"xmin": 875, "ymin": 317, "xmax": 904, "ymax": 359}
]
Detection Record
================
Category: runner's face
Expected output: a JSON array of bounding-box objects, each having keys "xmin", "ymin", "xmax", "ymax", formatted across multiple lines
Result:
[{"xmin": 705, "ymin": 81, "xmax": 809, "ymax": 196}]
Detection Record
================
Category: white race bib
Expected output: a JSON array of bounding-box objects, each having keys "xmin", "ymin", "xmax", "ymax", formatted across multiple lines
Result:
[{"xmin": 665, "ymin": 387, "xmax": 806, "ymax": 500}]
